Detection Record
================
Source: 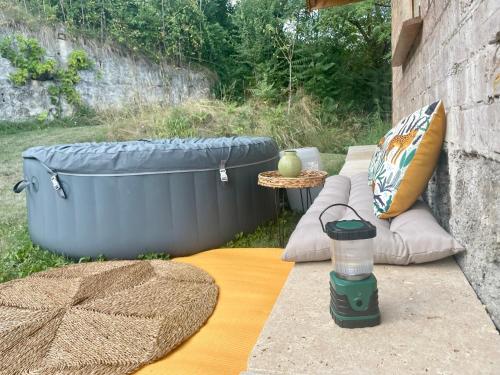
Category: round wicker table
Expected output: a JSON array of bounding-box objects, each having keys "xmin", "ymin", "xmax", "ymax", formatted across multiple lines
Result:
[{"xmin": 258, "ymin": 170, "xmax": 327, "ymax": 247}]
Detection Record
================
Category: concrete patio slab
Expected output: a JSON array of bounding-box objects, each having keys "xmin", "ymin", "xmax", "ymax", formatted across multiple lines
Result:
[
  {"xmin": 243, "ymin": 145, "xmax": 500, "ymax": 374},
  {"xmin": 243, "ymin": 258, "xmax": 500, "ymax": 375}
]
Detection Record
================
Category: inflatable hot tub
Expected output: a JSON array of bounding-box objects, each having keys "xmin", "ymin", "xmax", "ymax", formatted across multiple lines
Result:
[{"xmin": 15, "ymin": 137, "xmax": 278, "ymax": 258}]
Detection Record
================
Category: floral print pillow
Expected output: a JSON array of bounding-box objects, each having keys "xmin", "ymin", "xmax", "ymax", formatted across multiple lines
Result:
[{"xmin": 368, "ymin": 101, "xmax": 446, "ymax": 219}]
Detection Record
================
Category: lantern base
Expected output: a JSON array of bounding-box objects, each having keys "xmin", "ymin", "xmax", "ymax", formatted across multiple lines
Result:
[{"xmin": 329, "ymin": 271, "xmax": 380, "ymax": 328}]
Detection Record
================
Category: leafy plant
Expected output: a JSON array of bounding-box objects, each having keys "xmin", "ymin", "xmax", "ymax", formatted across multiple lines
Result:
[
  {"xmin": 78, "ymin": 254, "xmax": 107, "ymax": 263},
  {"xmin": 225, "ymin": 210, "xmax": 301, "ymax": 248},
  {"xmin": 68, "ymin": 49, "xmax": 94, "ymax": 71},
  {"xmin": 0, "ymin": 225, "xmax": 72, "ymax": 283},
  {"xmin": 0, "ymin": 223, "xmax": 171, "ymax": 282},
  {"xmin": 36, "ymin": 111, "xmax": 49, "ymax": 123},
  {"xmin": 0, "ymin": 35, "xmax": 57, "ymax": 85},
  {"xmin": 9, "ymin": 67, "xmax": 30, "ymax": 85},
  {"xmin": 0, "ymin": 35, "xmax": 94, "ymax": 116},
  {"xmin": 136, "ymin": 252, "xmax": 171, "ymax": 260}
]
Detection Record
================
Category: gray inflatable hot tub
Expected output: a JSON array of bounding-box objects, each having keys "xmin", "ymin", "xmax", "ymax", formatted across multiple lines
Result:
[{"xmin": 15, "ymin": 137, "xmax": 278, "ymax": 259}]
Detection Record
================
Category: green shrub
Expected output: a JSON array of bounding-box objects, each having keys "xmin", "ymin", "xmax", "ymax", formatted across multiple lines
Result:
[
  {"xmin": 36, "ymin": 111, "xmax": 49, "ymax": 123},
  {"xmin": 137, "ymin": 252, "xmax": 171, "ymax": 260},
  {"xmin": 33, "ymin": 59, "xmax": 57, "ymax": 80},
  {"xmin": 0, "ymin": 35, "xmax": 57, "ymax": 85},
  {"xmin": 68, "ymin": 49, "xmax": 94, "ymax": 71},
  {"xmin": 9, "ymin": 67, "xmax": 29, "ymax": 86},
  {"xmin": 0, "ymin": 35, "xmax": 94, "ymax": 115}
]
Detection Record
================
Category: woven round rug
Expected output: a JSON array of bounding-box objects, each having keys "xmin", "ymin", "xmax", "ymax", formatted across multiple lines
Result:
[{"xmin": 0, "ymin": 260, "xmax": 218, "ymax": 375}]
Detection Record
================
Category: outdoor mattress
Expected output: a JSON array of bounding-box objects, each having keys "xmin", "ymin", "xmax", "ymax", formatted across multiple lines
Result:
[{"xmin": 16, "ymin": 137, "xmax": 278, "ymax": 258}]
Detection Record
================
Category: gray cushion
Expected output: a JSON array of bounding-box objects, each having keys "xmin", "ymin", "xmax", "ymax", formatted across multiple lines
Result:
[
  {"xmin": 283, "ymin": 175, "xmax": 350, "ymax": 263},
  {"xmin": 283, "ymin": 172, "xmax": 464, "ymax": 264}
]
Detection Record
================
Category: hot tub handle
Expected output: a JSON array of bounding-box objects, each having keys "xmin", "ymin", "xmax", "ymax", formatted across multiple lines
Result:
[{"xmin": 13, "ymin": 179, "xmax": 30, "ymax": 193}]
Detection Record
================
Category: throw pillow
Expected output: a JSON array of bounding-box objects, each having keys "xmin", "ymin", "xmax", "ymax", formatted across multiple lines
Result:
[{"xmin": 369, "ymin": 100, "xmax": 446, "ymax": 218}]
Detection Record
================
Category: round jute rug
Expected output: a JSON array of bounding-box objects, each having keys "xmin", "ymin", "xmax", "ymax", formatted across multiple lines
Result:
[{"xmin": 0, "ymin": 260, "xmax": 218, "ymax": 375}]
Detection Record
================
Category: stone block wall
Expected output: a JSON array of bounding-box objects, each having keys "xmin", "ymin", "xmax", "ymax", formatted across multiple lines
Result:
[{"xmin": 392, "ymin": 0, "xmax": 500, "ymax": 327}]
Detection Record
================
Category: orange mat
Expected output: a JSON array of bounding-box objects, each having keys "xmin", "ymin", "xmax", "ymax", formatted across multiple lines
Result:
[{"xmin": 134, "ymin": 248, "xmax": 293, "ymax": 375}]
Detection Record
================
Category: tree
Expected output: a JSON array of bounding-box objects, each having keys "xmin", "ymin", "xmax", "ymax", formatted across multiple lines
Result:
[{"xmin": 14, "ymin": 0, "xmax": 391, "ymax": 113}]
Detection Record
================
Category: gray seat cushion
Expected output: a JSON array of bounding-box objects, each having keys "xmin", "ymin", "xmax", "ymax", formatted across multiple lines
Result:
[
  {"xmin": 283, "ymin": 175, "xmax": 351, "ymax": 263},
  {"xmin": 283, "ymin": 172, "xmax": 464, "ymax": 264}
]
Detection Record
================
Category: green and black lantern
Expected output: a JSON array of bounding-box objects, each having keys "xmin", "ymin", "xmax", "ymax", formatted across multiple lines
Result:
[{"xmin": 319, "ymin": 204, "xmax": 380, "ymax": 328}]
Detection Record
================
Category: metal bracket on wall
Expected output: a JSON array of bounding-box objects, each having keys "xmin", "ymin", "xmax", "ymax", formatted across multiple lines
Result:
[
  {"xmin": 392, "ymin": 0, "xmax": 423, "ymax": 67},
  {"xmin": 392, "ymin": 16, "xmax": 423, "ymax": 67}
]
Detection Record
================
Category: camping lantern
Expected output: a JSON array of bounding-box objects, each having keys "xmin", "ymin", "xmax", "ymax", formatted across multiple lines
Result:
[{"xmin": 319, "ymin": 204, "xmax": 380, "ymax": 328}]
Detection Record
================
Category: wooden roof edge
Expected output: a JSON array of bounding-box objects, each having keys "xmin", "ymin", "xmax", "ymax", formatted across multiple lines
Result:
[{"xmin": 307, "ymin": 0, "xmax": 363, "ymax": 11}]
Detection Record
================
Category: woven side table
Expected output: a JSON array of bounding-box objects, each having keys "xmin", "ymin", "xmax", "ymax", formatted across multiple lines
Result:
[{"xmin": 258, "ymin": 170, "xmax": 327, "ymax": 247}]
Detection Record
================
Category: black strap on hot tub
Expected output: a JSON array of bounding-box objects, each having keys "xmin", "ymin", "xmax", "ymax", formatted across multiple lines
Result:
[
  {"xmin": 140, "ymin": 138, "xmax": 232, "ymax": 183},
  {"xmin": 49, "ymin": 174, "xmax": 67, "ymax": 199},
  {"xmin": 219, "ymin": 160, "xmax": 228, "ymax": 182},
  {"xmin": 219, "ymin": 144, "xmax": 233, "ymax": 183},
  {"xmin": 27, "ymin": 158, "xmax": 67, "ymax": 199}
]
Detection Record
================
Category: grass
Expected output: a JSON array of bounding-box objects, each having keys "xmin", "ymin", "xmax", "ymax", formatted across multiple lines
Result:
[
  {"xmin": 225, "ymin": 211, "xmax": 301, "ymax": 248},
  {"xmin": 0, "ymin": 120, "xmax": 108, "ymax": 281},
  {"xmin": 0, "ymin": 97, "xmax": 388, "ymax": 282},
  {"xmin": 103, "ymin": 97, "xmax": 389, "ymax": 154},
  {"xmin": 321, "ymin": 153, "xmax": 346, "ymax": 176},
  {"xmin": 223, "ymin": 153, "xmax": 345, "ymax": 249},
  {"xmin": 0, "ymin": 107, "xmax": 100, "ymax": 136}
]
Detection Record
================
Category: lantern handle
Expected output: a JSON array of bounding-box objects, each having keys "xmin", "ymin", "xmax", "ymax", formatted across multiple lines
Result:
[{"xmin": 318, "ymin": 203, "xmax": 369, "ymax": 233}]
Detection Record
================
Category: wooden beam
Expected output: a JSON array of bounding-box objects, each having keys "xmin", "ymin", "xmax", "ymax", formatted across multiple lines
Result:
[
  {"xmin": 307, "ymin": 0, "xmax": 363, "ymax": 11},
  {"xmin": 392, "ymin": 16, "xmax": 423, "ymax": 67}
]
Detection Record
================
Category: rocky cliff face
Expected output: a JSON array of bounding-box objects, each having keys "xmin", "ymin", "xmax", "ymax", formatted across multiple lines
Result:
[
  {"xmin": 392, "ymin": 1, "xmax": 500, "ymax": 327},
  {"xmin": 0, "ymin": 24, "xmax": 212, "ymax": 121}
]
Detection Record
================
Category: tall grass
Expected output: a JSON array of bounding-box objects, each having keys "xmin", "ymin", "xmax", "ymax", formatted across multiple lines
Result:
[
  {"xmin": 104, "ymin": 96, "xmax": 389, "ymax": 154},
  {"xmin": 0, "ymin": 107, "xmax": 100, "ymax": 136}
]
